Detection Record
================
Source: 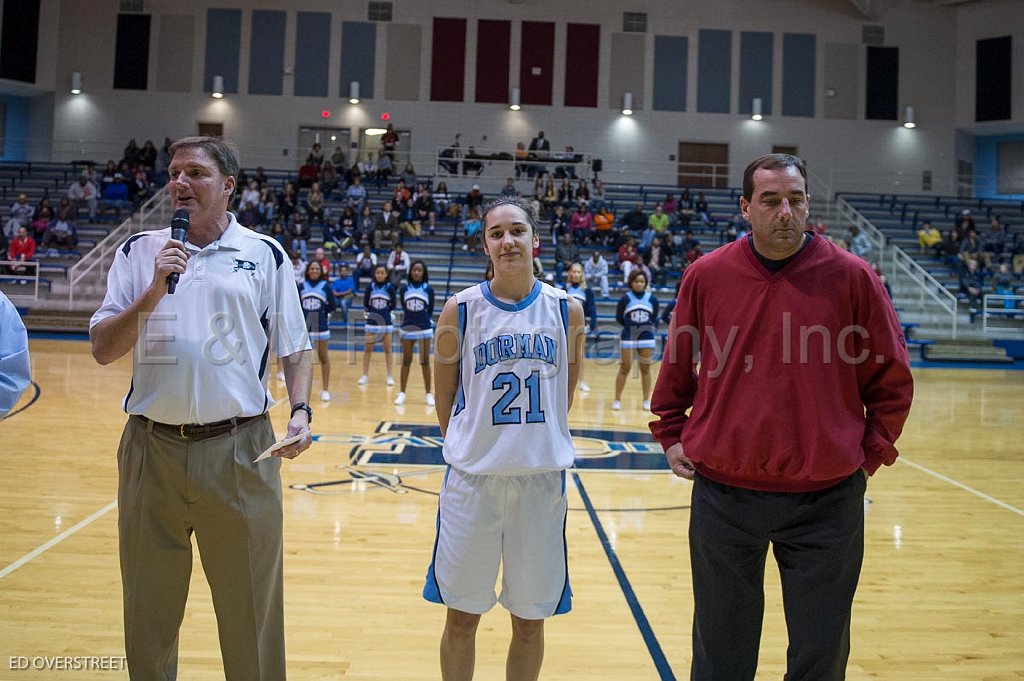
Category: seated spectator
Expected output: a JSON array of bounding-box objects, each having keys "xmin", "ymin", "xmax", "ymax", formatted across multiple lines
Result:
[
  {"xmin": 939, "ymin": 229, "xmax": 961, "ymax": 268},
  {"xmin": 400, "ymin": 162, "xmax": 417, "ymax": 188},
  {"xmin": 41, "ymin": 208, "xmax": 78, "ymax": 253},
  {"xmin": 356, "ymin": 204, "xmax": 376, "ymax": 248},
  {"xmin": 618, "ymin": 235, "xmax": 644, "ymax": 283},
  {"xmin": 954, "ymin": 209, "xmax": 975, "ymax": 241},
  {"xmin": 374, "ymin": 152, "xmax": 393, "ymax": 187},
  {"xmin": 289, "ymin": 250, "xmax": 306, "ymax": 285},
  {"xmin": 584, "ymin": 250, "xmax": 610, "ymax": 298},
  {"xmin": 139, "ymin": 140, "xmax": 157, "ymax": 172},
  {"xmin": 31, "ymin": 198, "xmax": 54, "ymax": 242},
  {"xmin": 101, "ymin": 173, "xmax": 130, "ymax": 219},
  {"xmin": 323, "ymin": 217, "xmax": 353, "ymax": 258},
  {"xmin": 980, "ymin": 218, "xmax": 1006, "ymax": 271},
  {"xmin": 375, "ymin": 201, "xmax": 400, "ymax": 249},
  {"xmin": 620, "ymin": 203, "xmax": 647, "ymax": 236},
  {"xmin": 6, "ymin": 194, "xmax": 34, "ymax": 239},
  {"xmin": 959, "ymin": 258, "xmax": 985, "ymax": 310},
  {"xmin": 330, "ymin": 145, "xmax": 348, "ymax": 173},
  {"xmin": 290, "ymin": 217, "xmax": 311, "ymax": 261},
  {"xmin": 647, "ymin": 235, "xmax": 671, "ymax": 289},
  {"xmin": 662, "ymin": 193, "xmax": 678, "ymax": 225},
  {"xmin": 588, "ymin": 178, "xmax": 606, "ymax": 214},
  {"xmin": 848, "ymin": 225, "xmax": 872, "ymax": 260},
  {"xmin": 392, "ymin": 179, "xmax": 412, "ymax": 207},
  {"xmin": 694, "ymin": 192, "xmax": 712, "ymax": 227},
  {"xmin": 8, "ymin": 227, "xmax": 36, "ymax": 277},
  {"xmin": 312, "ymin": 246, "xmax": 331, "ymax": 274},
  {"xmin": 993, "ymin": 263, "xmax": 1017, "ymax": 310},
  {"xmin": 685, "ymin": 241, "xmax": 705, "ymax": 266},
  {"xmin": 354, "ymin": 244, "xmax": 377, "ymax": 290},
  {"xmin": 721, "ymin": 213, "xmax": 750, "ymax": 244},
  {"xmin": 514, "ymin": 142, "xmax": 529, "ymax": 179},
  {"xmin": 398, "ymin": 197, "xmax": 421, "ymax": 239},
  {"xmin": 131, "ymin": 167, "xmax": 152, "ymax": 209},
  {"xmin": 554, "ymin": 232, "xmax": 579, "ymax": 284},
  {"xmin": 414, "ymin": 186, "xmax": 436, "ymax": 235},
  {"xmin": 648, "ymin": 203, "xmax": 670, "ymax": 238},
  {"xmin": 345, "ymin": 176, "xmax": 368, "ymax": 213},
  {"xmin": 237, "ymin": 201, "xmax": 259, "ymax": 228},
  {"xmin": 306, "ymin": 182, "xmax": 326, "ymax": 225},
  {"xmin": 592, "ymin": 205, "xmax": 616, "ymax": 247},
  {"xmin": 500, "ymin": 177, "xmax": 518, "ymax": 198},
  {"xmin": 549, "ymin": 203, "xmax": 568, "ymax": 245},
  {"xmin": 320, "ymin": 160, "xmax": 339, "ymax": 197},
  {"xmin": 557, "ymin": 177, "xmax": 575, "ymax": 207},
  {"xmin": 258, "ymin": 185, "xmax": 276, "ymax": 225},
  {"xmin": 338, "ymin": 204, "xmax": 358, "ymax": 238},
  {"xmin": 554, "ymin": 146, "xmax": 578, "ymax": 180},
  {"xmin": 386, "ymin": 241, "xmax": 411, "ymax": 287},
  {"xmin": 570, "ymin": 203, "xmax": 593, "ymax": 245},
  {"xmin": 306, "ymin": 142, "xmax": 324, "ymax": 167},
  {"xmin": 434, "ymin": 181, "xmax": 455, "ymax": 219},
  {"xmin": 917, "ymin": 221, "xmax": 942, "ymax": 255},
  {"xmin": 239, "ymin": 180, "xmax": 260, "ymax": 213},
  {"xmin": 958, "ymin": 228, "xmax": 982, "ymax": 268},
  {"xmin": 463, "ymin": 184, "xmax": 484, "ymax": 218},
  {"xmin": 330, "ymin": 263, "xmax": 357, "ymax": 324},
  {"xmin": 574, "ymin": 178, "xmax": 590, "ymax": 206},
  {"xmin": 541, "ymin": 179, "xmax": 559, "ymax": 216},
  {"xmin": 277, "ymin": 182, "xmax": 299, "ymax": 224},
  {"xmin": 358, "ymin": 153, "xmax": 377, "ymax": 179},
  {"xmin": 676, "ymin": 189, "xmax": 694, "ymax": 228},
  {"xmin": 462, "ymin": 208, "xmax": 482, "ymax": 252},
  {"xmin": 67, "ymin": 176, "xmax": 99, "ymax": 223},
  {"xmin": 269, "ymin": 222, "xmax": 291, "ymax": 252}
]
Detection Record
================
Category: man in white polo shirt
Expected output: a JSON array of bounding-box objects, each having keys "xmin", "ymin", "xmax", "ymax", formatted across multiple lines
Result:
[{"xmin": 90, "ymin": 136, "xmax": 313, "ymax": 681}]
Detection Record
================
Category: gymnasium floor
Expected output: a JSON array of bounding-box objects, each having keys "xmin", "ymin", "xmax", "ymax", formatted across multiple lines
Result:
[{"xmin": 0, "ymin": 338, "xmax": 1022, "ymax": 680}]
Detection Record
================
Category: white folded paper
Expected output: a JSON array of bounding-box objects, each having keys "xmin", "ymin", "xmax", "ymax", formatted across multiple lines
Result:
[{"xmin": 254, "ymin": 433, "xmax": 305, "ymax": 462}]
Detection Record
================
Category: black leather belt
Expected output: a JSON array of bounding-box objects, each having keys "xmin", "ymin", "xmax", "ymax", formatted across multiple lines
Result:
[{"xmin": 136, "ymin": 414, "xmax": 265, "ymax": 441}]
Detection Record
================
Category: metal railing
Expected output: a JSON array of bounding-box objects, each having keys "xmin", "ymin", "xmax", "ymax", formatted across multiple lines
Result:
[
  {"xmin": 981, "ymin": 294, "xmax": 1024, "ymax": 333},
  {"xmin": 836, "ymin": 196, "xmax": 959, "ymax": 338},
  {"xmin": 433, "ymin": 145, "xmax": 594, "ymax": 184},
  {"xmin": 67, "ymin": 186, "xmax": 170, "ymax": 309},
  {"xmin": 0, "ymin": 261, "xmax": 40, "ymax": 300}
]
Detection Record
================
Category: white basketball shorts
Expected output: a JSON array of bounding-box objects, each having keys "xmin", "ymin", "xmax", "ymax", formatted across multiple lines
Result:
[{"xmin": 422, "ymin": 466, "xmax": 572, "ymax": 620}]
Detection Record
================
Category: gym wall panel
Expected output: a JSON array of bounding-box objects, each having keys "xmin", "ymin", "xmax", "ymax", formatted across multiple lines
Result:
[
  {"xmin": 976, "ymin": 36, "xmax": 1012, "ymax": 122},
  {"xmin": 520, "ymin": 21, "xmax": 554, "ymax": 106},
  {"xmin": 294, "ymin": 11, "xmax": 330, "ymax": 97},
  {"xmin": 386, "ymin": 24, "xmax": 422, "ymax": 101},
  {"xmin": 823, "ymin": 42, "xmax": 858, "ymax": 120},
  {"xmin": 739, "ymin": 31, "xmax": 772, "ymax": 115},
  {"xmin": 653, "ymin": 35, "xmax": 687, "ymax": 112},
  {"xmin": 430, "ymin": 18, "xmax": 466, "ymax": 102},
  {"xmin": 475, "ymin": 20, "xmax": 511, "ymax": 104},
  {"xmin": 609, "ymin": 32, "xmax": 644, "ymax": 111},
  {"xmin": 204, "ymin": 8, "xmax": 241, "ymax": 95},
  {"xmin": 697, "ymin": 29, "xmax": 731, "ymax": 113},
  {"xmin": 248, "ymin": 10, "xmax": 285, "ymax": 96},
  {"xmin": 156, "ymin": 15, "xmax": 195, "ymax": 94},
  {"xmin": 0, "ymin": 0, "xmax": 40, "ymax": 83},
  {"xmin": 340, "ymin": 21, "xmax": 376, "ymax": 100},
  {"xmin": 782, "ymin": 33, "xmax": 815, "ymax": 117},
  {"xmin": 565, "ymin": 23, "xmax": 599, "ymax": 108},
  {"xmin": 865, "ymin": 45, "xmax": 898, "ymax": 120},
  {"xmin": 114, "ymin": 14, "xmax": 151, "ymax": 91}
]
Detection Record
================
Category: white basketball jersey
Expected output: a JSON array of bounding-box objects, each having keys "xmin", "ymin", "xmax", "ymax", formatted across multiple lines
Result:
[{"xmin": 444, "ymin": 280, "xmax": 574, "ymax": 475}]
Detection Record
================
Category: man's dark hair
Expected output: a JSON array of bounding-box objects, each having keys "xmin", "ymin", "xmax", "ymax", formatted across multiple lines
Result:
[
  {"xmin": 169, "ymin": 136, "xmax": 241, "ymax": 196},
  {"xmin": 742, "ymin": 153, "xmax": 807, "ymax": 202}
]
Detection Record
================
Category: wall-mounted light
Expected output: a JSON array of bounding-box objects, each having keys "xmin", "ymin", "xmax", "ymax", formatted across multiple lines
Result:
[
  {"xmin": 751, "ymin": 97, "xmax": 763, "ymax": 121},
  {"xmin": 622, "ymin": 92, "xmax": 633, "ymax": 116},
  {"xmin": 902, "ymin": 105, "xmax": 916, "ymax": 129},
  {"xmin": 212, "ymin": 75, "xmax": 224, "ymax": 99},
  {"xmin": 70, "ymin": 71, "xmax": 82, "ymax": 95},
  {"xmin": 510, "ymin": 87, "xmax": 521, "ymax": 111},
  {"xmin": 349, "ymin": 81, "xmax": 360, "ymax": 105}
]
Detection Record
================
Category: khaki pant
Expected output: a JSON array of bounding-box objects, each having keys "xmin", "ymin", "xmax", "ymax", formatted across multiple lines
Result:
[{"xmin": 117, "ymin": 414, "xmax": 285, "ymax": 680}]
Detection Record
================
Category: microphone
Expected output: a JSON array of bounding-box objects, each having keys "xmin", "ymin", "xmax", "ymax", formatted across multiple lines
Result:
[{"xmin": 166, "ymin": 209, "xmax": 190, "ymax": 294}]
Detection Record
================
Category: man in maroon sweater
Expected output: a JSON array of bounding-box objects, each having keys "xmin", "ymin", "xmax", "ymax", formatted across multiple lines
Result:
[{"xmin": 650, "ymin": 154, "xmax": 913, "ymax": 680}]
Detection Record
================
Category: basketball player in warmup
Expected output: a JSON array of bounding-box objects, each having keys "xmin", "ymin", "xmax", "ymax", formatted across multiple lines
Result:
[{"xmin": 424, "ymin": 196, "xmax": 585, "ymax": 680}]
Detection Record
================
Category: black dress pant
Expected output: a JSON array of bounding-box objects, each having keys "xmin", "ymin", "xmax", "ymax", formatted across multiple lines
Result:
[{"xmin": 689, "ymin": 471, "xmax": 866, "ymax": 681}]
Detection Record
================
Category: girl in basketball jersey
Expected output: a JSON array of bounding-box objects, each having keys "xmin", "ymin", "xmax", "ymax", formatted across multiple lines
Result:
[
  {"xmin": 394, "ymin": 260, "xmax": 436, "ymax": 406},
  {"xmin": 299, "ymin": 261, "xmax": 336, "ymax": 401},
  {"xmin": 563, "ymin": 262, "xmax": 596, "ymax": 392},
  {"xmin": 358, "ymin": 264, "xmax": 396, "ymax": 386},
  {"xmin": 612, "ymin": 268, "xmax": 659, "ymax": 411},
  {"xmin": 425, "ymin": 197, "xmax": 585, "ymax": 680}
]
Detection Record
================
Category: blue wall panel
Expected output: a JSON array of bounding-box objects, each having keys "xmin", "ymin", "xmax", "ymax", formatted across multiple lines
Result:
[
  {"xmin": 739, "ymin": 31, "xmax": 773, "ymax": 115},
  {"xmin": 249, "ymin": 10, "xmax": 285, "ymax": 96},
  {"xmin": 204, "ymin": 9, "xmax": 241, "ymax": 94},
  {"xmin": 697, "ymin": 30, "xmax": 731, "ymax": 114},
  {"xmin": 782, "ymin": 33, "xmax": 816, "ymax": 117},
  {"xmin": 340, "ymin": 22, "xmax": 376, "ymax": 100},
  {"xmin": 653, "ymin": 35, "xmax": 687, "ymax": 112},
  {"xmin": 0, "ymin": 95, "xmax": 29, "ymax": 161},
  {"xmin": 295, "ymin": 12, "xmax": 331, "ymax": 97}
]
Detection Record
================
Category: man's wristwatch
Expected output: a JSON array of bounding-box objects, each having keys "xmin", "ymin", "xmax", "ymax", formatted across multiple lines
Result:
[{"xmin": 290, "ymin": 402, "xmax": 313, "ymax": 423}]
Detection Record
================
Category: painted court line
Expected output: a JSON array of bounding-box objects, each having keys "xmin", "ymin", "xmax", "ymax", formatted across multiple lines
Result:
[
  {"xmin": 899, "ymin": 458, "xmax": 1024, "ymax": 518},
  {"xmin": 572, "ymin": 472, "xmax": 676, "ymax": 681},
  {"xmin": 0, "ymin": 501, "xmax": 118, "ymax": 581}
]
